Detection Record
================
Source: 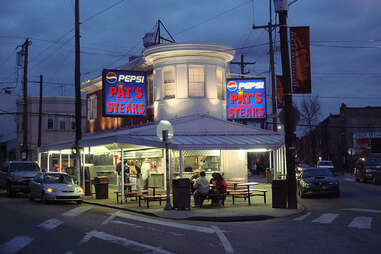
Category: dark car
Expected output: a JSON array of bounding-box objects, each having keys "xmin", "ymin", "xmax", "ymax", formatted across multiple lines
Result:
[
  {"xmin": 297, "ymin": 168, "xmax": 340, "ymax": 198},
  {"xmin": 0, "ymin": 161, "xmax": 41, "ymax": 197},
  {"xmin": 354, "ymin": 156, "xmax": 381, "ymax": 184}
]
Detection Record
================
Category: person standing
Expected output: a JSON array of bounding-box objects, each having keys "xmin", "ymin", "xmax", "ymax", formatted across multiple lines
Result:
[
  {"xmin": 193, "ymin": 171, "xmax": 209, "ymax": 207},
  {"xmin": 140, "ymin": 158, "xmax": 152, "ymax": 190}
]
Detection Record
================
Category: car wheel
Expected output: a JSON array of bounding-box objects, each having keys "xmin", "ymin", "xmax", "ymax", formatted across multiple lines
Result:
[
  {"xmin": 7, "ymin": 184, "xmax": 14, "ymax": 198},
  {"xmin": 355, "ymin": 177, "xmax": 360, "ymax": 182},
  {"xmin": 41, "ymin": 192, "xmax": 49, "ymax": 204},
  {"xmin": 76, "ymin": 200, "xmax": 82, "ymax": 205},
  {"xmin": 335, "ymin": 191, "xmax": 340, "ymax": 198}
]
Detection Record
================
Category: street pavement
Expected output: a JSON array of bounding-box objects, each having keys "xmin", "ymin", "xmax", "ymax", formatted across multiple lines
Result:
[{"xmin": 0, "ymin": 174, "xmax": 380, "ymax": 254}]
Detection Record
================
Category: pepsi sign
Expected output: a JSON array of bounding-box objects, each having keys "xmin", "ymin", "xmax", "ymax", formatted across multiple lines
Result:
[
  {"xmin": 102, "ymin": 69, "xmax": 147, "ymax": 117},
  {"xmin": 226, "ymin": 78, "xmax": 267, "ymax": 120}
]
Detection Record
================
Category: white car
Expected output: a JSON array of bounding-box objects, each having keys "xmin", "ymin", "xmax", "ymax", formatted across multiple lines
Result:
[{"xmin": 29, "ymin": 172, "xmax": 84, "ymax": 204}]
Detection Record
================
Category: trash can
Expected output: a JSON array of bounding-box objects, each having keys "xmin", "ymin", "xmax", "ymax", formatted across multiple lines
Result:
[
  {"xmin": 93, "ymin": 176, "xmax": 109, "ymax": 199},
  {"xmin": 272, "ymin": 180, "xmax": 287, "ymax": 208},
  {"xmin": 172, "ymin": 178, "xmax": 191, "ymax": 210}
]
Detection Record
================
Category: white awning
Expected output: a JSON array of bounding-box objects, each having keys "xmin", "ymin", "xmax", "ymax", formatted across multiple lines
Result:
[{"xmin": 41, "ymin": 114, "xmax": 284, "ymax": 152}]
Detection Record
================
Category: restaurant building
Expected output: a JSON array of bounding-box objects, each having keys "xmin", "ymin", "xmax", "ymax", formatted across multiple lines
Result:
[{"xmin": 39, "ymin": 43, "xmax": 286, "ymax": 197}]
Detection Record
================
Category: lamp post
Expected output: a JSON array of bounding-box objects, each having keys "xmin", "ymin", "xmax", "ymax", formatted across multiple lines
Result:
[
  {"xmin": 273, "ymin": 0, "xmax": 297, "ymax": 209},
  {"xmin": 156, "ymin": 120, "xmax": 173, "ymax": 210}
]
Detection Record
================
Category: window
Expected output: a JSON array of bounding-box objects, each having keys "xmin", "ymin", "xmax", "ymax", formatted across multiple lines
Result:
[
  {"xmin": 163, "ymin": 67, "xmax": 176, "ymax": 99},
  {"xmin": 87, "ymin": 95, "xmax": 97, "ymax": 120},
  {"xmin": 216, "ymin": 68, "xmax": 224, "ymax": 99},
  {"xmin": 71, "ymin": 120, "xmax": 76, "ymax": 130},
  {"xmin": 189, "ymin": 66, "xmax": 204, "ymax": 97},
  {"xmin": 59, "ymin": 119, "xmax": 66, "ymax": 130},
  {"xmin": 47, "ymin": 118, "xmax": 54, "ymax": 130}
]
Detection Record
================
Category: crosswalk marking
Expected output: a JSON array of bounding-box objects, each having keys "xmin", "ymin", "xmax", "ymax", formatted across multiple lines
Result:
[
  {"xmin": 62, "ymin": 206, "xmax": 92, "ymax": 217},
  {"xmin": 0, "ymin": 236, "xmax": 33, "ymax": 254},
  {"xmin": 294, "ymin": 212, "xmax": 311, "ymax": 221},
  {"xmin": 38, "ymin": 218, "xmax": 64, "ymax": 230},
  {"xmin": 348, "ymin": 216, "xmax": 372, "ymax": 229},
  {"xmin": 312, "ymin": 213, "xmax": 339, "ymax": 224}
]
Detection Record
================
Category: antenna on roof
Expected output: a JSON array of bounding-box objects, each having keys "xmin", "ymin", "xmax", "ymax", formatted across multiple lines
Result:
[{"xmin": 143, "ymin": 19, "xmax": 176, "ymax": 48}]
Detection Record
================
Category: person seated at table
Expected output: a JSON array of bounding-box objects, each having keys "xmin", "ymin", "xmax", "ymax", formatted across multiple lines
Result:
[
  {"xmin": 193, "ymin": 171, "xmax": 209, "ymax": 207},
  {"xmin": 210, "ymin": 173, "xmax": 227, "ymax": 207},
  {"xmin": 191, "ymin": 169, "xmax": 200, "ymax": 193}
]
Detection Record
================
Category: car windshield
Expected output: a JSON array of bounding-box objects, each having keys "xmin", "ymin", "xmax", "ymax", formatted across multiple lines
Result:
[
  {"xmin": 319, "ymin": 161, "xmax": 333, "ymax": 167},
  {"xmin": 44, "ymin": 174, "xmax": 74, "ymax": 184},
  {"xmin": 364, "ymin": 158, "xmax": 381, "ymax": 167},
  {"xmin": 9, "ymin": 163, "xmax": 40, "ymax": 172},
  {"xmin": 303, "ymin": 168, "xmax": 333, "ymax": 178}
]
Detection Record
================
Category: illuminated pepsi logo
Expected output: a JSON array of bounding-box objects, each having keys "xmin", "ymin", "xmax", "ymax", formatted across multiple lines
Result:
[
  {"xmin": 106, "ymin": 72, "xmax": 117, "ymax": 84},
  {"xmin": 227, "ymin": 81, "xmax": 237, "ymax": 92}
]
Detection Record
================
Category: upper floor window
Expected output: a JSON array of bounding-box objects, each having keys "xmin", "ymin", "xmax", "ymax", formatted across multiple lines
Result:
[
  {"xmin": 163, "ymin": 67, "xmax": 176, "ymax": 99},
  {"xmin": 87, "ymin": 95, "xmax": 97, "ymax": 121},
  {"xmin": 216, "ymin": 68, "xmax": 224, "ymax": 99},
  {"xmin": 189, "ymin": 66, "xmax": 204, "ymax": 97},
  {"xmin": 47, "ymin": 118, "xmax": 54, "ymax": 130}
]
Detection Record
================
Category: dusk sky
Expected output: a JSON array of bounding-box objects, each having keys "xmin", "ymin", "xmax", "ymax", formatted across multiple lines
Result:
[{"xmin": 0, "ymin": 0, "xmax": 380, "ymax": 124}]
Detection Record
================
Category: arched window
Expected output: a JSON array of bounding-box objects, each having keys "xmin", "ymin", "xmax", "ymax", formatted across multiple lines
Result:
[
  {"xmin": 162, "ymin": 66, "xmax": 176, "ymax": 99},
  {"xmin": 188, "ymin": 66, "xmax": 205, "ymax": 97}
]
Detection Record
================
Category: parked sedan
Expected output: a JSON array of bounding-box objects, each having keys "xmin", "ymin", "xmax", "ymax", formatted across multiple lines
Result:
[
  {"xmin": 354, "ymin": 156, "xmax": 381, "ymax": 184},
  {"xmin": 29, "ymin": 172, "xmax": 84, "ymax": 204},
  {"xmin": 297, "ymin": 168, "xmax": 340, "ymax": 198}
]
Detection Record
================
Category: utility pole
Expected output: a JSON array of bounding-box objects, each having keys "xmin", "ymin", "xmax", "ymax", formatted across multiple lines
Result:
[
  {"xmin": 75, "ymin": 0, "xmax": 82, "ymax": 183},
  {"xmin": 274, "ymin": 0, "xmax": 297, "ymax": 209},
  {"xmin": 38, "ymin": 75, "xmax": 43, "ymax": 148},
  {"xmin": 22, "ymin": 38, "xmax": 31, "ymax": 160},
  {"xmin": 252, "ymin": 0, "xmax": 278, "ymax": 132},
  {"xmin": 231, "ymin": 54, "xmax": 256, "ymax": 78}
]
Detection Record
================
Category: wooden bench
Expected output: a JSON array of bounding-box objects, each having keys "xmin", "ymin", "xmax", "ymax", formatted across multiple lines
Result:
[
  {"xmin": 138, "ymin": 194, "xmax": 168, "ymax": 208},
  {"xmin": 199, "ymin": 193, "xmax": 226, "ymax": 207},
  {"xmin": 250, "ymin": 189, "xmax": 268, "ymax": 204},
  {"xmin": 115, "ymin": 189, "xmax": 148, "ymax": 204}
]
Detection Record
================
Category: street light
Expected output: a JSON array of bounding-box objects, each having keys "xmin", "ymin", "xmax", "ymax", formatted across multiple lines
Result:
[{"xmin": 156, "ymin": 120, "xmax": 174, "ymax": 210}]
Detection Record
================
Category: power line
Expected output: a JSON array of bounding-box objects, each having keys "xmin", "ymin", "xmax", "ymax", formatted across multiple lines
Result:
[
  {"xmin": 174, "ymin": 0, "xmax": 251, "ymax": 37},
  {"xmin": 81, "ymin": 0, "xmax": 126, "ymax": 24}
]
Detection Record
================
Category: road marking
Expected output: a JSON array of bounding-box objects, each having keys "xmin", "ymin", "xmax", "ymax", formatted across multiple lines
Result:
[
  {"xmin": 343, "ymin": 178, "xmax": 355, "ymax": 182},
  {"xmin": 293, "ymin": 212, "xmax": 311, "ymax": 221},
  {"xmin": 112, "ymin": 212, "xmax": 215, "ymax": 234},
  {"xmin": 110, "ymin": 220, "xmax": 144, "ymax": 229},
  {"xmin": 65, "ymin": 251, "xmax": 74, "ymax": 254},
  {"xmin": 1, "ymin": 236, "xmax": 33, "ymax": 254},
  {"xmin": 101, "ymin": 213, "xmax": 116, "ymax": 225},
  {"xmin": 342, "ymin": 208, "xmax": 381, "ymax": 214},
  {"xmin": 348, "ymin": 216, "xmax": 373, "ymax": 229},
  {"xmin": 38, "ymin": 218, "xmax": 64, "ymax": 230},
  {"xmin": 312, "ymin": 213, "xmax": 339, "ymax": 224},
  {"xmin": 211, "ymin": 226, "xmax": 234, "ymax": 254},
  {"xmin": 63, "ymin": 206, "xmax": 92, "ymax": 217},
  {"xmin": 79, "ymin": 230, "xmax": 174, "ymax": 254}
]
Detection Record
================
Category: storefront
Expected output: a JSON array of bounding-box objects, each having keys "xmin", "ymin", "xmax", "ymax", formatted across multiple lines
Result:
[{"xmin": 39, "ymin": 42, "xmax": 286, "ymax": 202}]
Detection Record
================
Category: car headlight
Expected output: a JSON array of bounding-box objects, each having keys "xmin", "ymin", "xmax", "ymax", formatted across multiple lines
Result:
[
  {"xmin": 45, "ymin": 188, "xmax": 53, "ymax": 193},
  {"xmin": 76, "ymin": 187, "xmax": 84, "ymax": 193},
  {"xmin": 302, "ymin": 182, "xmax": 311, "ymax": 187},
  {"xmin": 365, "ymin": 169, "xmax": 374, "ymax": 173}
]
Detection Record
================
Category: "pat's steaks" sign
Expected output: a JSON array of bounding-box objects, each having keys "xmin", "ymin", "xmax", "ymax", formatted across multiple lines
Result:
[
  {"xmin": 226, "ymin": 78, "xmax": 267, "ymax": 120},
  {"xmin": 102, "ymin": 69, "xmax": 147, "ymax": 117}
]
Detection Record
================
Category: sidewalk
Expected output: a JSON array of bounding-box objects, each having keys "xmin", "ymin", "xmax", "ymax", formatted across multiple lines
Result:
[{"xmin": 84, "ymin": 175, "xmax": 304, "ymax": 222}]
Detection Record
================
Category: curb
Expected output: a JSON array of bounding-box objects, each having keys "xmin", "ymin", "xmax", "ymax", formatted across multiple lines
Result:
[{"xmin": 84, "ymin": 199, "xmax": 306, "ymax": 222}]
